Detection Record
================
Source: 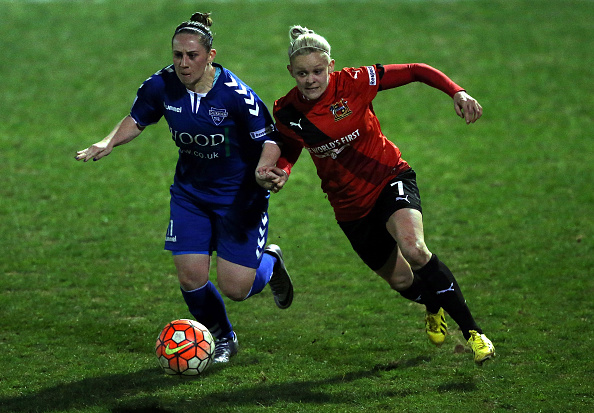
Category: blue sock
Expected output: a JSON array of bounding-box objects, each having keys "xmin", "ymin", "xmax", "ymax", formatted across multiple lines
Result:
[
  {"xmin": 244, "ymin": 252, "xmax": 276, "ymax": 299},
  {"xmin": 181, "ymin": 281, "xmax": 233, "ymax": 340}
]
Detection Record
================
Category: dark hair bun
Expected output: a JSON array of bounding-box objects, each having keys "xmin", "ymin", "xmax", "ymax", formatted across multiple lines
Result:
[{"xmin": 190, "ymin": 12, "xmax": 213, "ymax": 28}]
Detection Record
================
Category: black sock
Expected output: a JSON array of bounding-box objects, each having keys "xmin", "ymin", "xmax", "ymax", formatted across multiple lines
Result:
[
  {"xmin": 398, "ymin": 273, "xmax": 441, "ymax": 314},
  {"xmin": 413, "ymin": 254, "xmax": 482, "ymax": 340},
  {"xmin": 397, "ymin": 273, "xmax": 423, "ymax": 303}
]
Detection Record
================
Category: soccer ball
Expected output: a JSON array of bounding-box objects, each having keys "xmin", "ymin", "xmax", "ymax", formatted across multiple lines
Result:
[{"xmin": 155, "ymin": 319, "xmax": 215, "ymax": 376}]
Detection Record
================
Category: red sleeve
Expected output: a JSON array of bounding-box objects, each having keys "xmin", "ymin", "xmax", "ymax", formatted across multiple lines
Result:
[
  {"xmin": 275, "ymin": 135, "xmax": 303, "ymax": 177},
  {"xmin": 378, "ymin": 63, "xmax": 464, "ymax": 97}
]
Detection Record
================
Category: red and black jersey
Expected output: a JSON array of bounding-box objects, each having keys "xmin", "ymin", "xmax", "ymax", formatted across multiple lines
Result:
[{"xmin": 274, "ymin": 63, "xmax": 463, "ymax": 222}]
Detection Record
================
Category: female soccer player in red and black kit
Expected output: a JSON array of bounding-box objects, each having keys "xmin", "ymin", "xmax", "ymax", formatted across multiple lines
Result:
[{"xmin": 258, "ymin": 25, "xmax": 494, "ymax": 365}]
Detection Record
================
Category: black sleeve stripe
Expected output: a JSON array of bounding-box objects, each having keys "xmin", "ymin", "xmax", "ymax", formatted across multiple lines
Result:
[
  {"xmin": 376, "ymin": 64, "xmax": 386, "ymax": 91},
  {"xmin": 275, "ymin": 104, "xmax": 332, "ymax": 146}
]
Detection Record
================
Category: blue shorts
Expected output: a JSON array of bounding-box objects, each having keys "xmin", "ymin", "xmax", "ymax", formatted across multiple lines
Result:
[{"xmin": 165, "ymin": 188, "xmax": 270, "ymax": 269}]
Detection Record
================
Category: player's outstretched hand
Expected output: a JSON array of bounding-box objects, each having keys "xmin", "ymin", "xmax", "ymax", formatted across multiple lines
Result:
[
  {"xmin": 75, "ymin": 141, "xmax": 112, "ymax": 162},
  {"xmin": 454, "ymin": 91, "xmax": 482, "ymax": 124},
  {"xmin": 256, "ymin": 166, "xmax": 288, "ymax": 193}
]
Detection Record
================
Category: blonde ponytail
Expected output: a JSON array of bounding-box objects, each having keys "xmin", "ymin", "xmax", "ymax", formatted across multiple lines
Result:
[{"xmin": 288, "ymin": 25, "xmax": 331, "ymax": 61}]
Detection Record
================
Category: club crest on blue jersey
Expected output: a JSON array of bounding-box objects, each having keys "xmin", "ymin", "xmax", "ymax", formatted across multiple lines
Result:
[
  {"xmin": 209, "ymin": 108, "xmax": 228, "ymax": 125},
  {"xmin": 329, "ymin": 98, "xmax": 352, "ymax": 122}
]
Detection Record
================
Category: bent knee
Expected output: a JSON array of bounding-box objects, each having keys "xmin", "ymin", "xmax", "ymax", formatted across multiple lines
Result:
[
  {"xmin": 401, "ymin": 243, "xmax": 432, "ymax": 269},
  {"xmin": 386, "ymin": 274, "xmax": 413, "ymax": 291},
  {"xmin": 377, "ymin": 268, "xmax": 413, "ymax": 292},
  {"xmin": 218, "ymin": 274, "xmax": 255, "ymax": 302},
  {"xmin": 178, "ymin": 273, "xmax": 208, "ymax": 292},
  {"xmin": 227, "ymin": 289, "xmax": 250, "ymax": 302},
  {"xmin": 220, "ymin": 285, "xmax": 252, "ymax": 302},
  {"xmin": 389, "ymin": 276, "xmax": 413, "ymax": 292}
]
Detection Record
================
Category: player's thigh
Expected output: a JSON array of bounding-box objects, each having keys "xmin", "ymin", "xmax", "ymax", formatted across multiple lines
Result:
[
  {"xmin": 173, "ymin": 253, "xmax": 211, "ymax": 291},
  {"xmin": 215, "ymin": 203, "xmax": 269, "ymax": 269},
  {"xmin": 338, "ymin": 210, "xmax": 396, "ymax": 271},
  {"xmin": 386, "ymin": 208, "xmax": 431, "ymax": 269},
  {"xmin": 216, "ymin": 258, "xmax": 257, "ymax": 301},
  {"xmin": 375, "ymin": 245, "xmax": 414, "ymax": 291},
  {"xmin": 377, "ymin": 169, "xmax": 431, "ymax": 268},
  {"xmin": 165, "ymin": 191, "xmax": 214, "ymax": 255},
  {"xmin": 214, "ymin": 202, "xmax": 269, "ymax": 275},
  {"xmin": 213, "ymin": 202, "xmax": 269, "ymax": 301}
]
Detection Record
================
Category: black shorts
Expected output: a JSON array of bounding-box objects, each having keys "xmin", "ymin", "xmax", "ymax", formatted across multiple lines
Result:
[{"xmin": 338, "ymin": 169, "xmax": 422, "ymax": 271}]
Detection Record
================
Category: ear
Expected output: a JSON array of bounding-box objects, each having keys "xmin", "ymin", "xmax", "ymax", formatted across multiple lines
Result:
[
  {"xmin": 208, "ymin": 48, "xmax": 217, "ymax": 63},
  {"xmin": 287, "ymin": 64, "xmax": 295, "ymax": 77},
  {"xmin": 328, "ymin": 59, "xmax": 335, "ymax": 73}
]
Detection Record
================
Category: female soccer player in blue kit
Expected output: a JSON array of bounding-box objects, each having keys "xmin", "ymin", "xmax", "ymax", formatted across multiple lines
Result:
[{"xmin": 76, "ymin": 12, "xmax": 293, "ymax": 363}]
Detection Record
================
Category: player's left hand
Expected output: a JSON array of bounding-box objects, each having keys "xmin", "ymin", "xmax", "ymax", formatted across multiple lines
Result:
[
  {"xmin": 454, "ymin": 91, "xmax": 482, "ymax": 124},
  {"xmin": 255, "ymin": 166, "xmax": 288, "ymax": 193}
]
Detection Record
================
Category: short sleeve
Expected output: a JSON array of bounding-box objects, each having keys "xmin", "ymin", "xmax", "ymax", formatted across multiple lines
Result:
[{"xmin": 130, "ymin": 75, "xmax": 165, "ymax": 127}]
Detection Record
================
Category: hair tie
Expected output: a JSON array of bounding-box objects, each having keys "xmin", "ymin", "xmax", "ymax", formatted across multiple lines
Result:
[
  {"xmin": 175, "ymin": 25, "xmax": 213, "ymax": 45},
  {"xmin": 290, "ymin": 45, "xmax": 330, "ymax": 58}
]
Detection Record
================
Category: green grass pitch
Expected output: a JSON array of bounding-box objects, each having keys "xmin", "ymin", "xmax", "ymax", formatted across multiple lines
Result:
[{"xmin": 0, "ymin": 0, "xmax": 592, "ymax": 412}]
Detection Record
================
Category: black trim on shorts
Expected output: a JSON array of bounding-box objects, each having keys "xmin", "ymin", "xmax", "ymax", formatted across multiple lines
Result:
[{"xmin": 338, "ymin": 168, "xmax": 422, "ymax": 271}]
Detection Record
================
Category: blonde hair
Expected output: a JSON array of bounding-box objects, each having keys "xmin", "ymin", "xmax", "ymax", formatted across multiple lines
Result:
[{"xmin": 288, "ymin": 25, "xmax": 331, "ymax": 61}]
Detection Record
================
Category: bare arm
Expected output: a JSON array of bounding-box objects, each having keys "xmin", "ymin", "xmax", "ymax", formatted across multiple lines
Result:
[
  {"xmin": 255, "ymin": 141, "xmax": 288, "ymax": 193},
  {"xmin": 75, "ymin": 115, "xmax": 144, "ymax": 162}
]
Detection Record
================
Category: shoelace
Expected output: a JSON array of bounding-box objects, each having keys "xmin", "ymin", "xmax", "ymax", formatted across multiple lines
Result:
[
  {"xmin": 426, "ymin": 314, "xmax": 444, "ymax": 332},
  {"xmin": 214, "ymin": 337, "xmax": 231, "ymax": 357},
  {"xmin": 469, "ymin": 332, "xmax": 487, "ymax": 349}
]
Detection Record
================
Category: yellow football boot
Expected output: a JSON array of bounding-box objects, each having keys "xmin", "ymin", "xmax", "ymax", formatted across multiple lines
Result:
[
  {"xmin": 467, "ymin": 330, "xmax": 495, "ymax": 365},
  {"xmin": 425, "ymin": 308, "xmax": 447, "ymax": 347}
]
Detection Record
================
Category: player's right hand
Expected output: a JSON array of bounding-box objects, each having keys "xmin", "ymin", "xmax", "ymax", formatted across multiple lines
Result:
[{"xmin": 75, "ymin": 142, "xmax": 112, "ymax": 162}]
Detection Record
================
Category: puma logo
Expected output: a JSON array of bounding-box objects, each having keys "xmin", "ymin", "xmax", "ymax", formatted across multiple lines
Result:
[
  {"xmin": 436, "ymin": 283, "xmax": 455, "ymax": 295},
  {"xmin": 289, "ymin": 119, "xmax": 303, "ymax": 130}
]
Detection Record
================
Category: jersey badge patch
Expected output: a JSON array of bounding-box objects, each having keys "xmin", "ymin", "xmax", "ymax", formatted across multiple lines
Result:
[
  {"xmin": 366, "ymin": 66, "xmax": 376, "ymax": 85},
  {"xmin": 329, "ymin": 98, "xmax": 352, "ymax": 122},
  {"xmin": 209, "ymin": 108, "xmax": 228, "ymax": 125},
  {"xmin": 250, "ymin": 124, "xmax": 276, "ymax": 140}
]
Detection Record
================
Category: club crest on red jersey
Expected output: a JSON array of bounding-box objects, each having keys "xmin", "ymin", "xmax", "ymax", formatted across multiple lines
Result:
[{"xmin": 329, "ymin": 98, "xmax": 352, "ymax": 122}]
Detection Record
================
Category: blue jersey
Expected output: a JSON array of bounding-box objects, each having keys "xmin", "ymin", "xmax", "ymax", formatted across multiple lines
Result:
[{"xmin": 130, "ymin": 63, "xmax": 276, "ymax": 206}]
